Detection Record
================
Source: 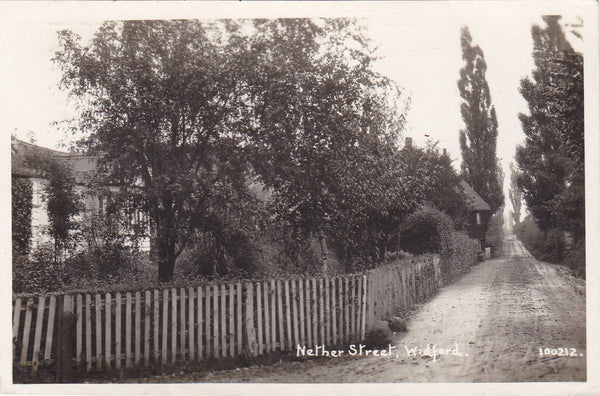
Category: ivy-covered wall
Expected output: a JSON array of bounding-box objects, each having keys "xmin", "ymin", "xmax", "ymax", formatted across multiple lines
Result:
[{"xmin": 12, "ymin": 175, "xmax": 33, "ymax": 256}]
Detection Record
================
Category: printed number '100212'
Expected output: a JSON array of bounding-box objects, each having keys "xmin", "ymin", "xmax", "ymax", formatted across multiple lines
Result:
[{"xmin": 538, "ymin": 347, "xmax": 581, "ymax": 357}]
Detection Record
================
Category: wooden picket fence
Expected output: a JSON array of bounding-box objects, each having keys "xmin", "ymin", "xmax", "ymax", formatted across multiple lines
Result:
[
  {"xmin": 365, "ymin": 254, "xmax": 441, "ymax": 326},
  {"xmin": 13, "ymin": 254, "xmax": 446, "ymax": 379}
]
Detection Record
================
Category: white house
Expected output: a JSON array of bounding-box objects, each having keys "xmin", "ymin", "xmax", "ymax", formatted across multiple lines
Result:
[{"xmin": 11, "ymin": 137, "xmax": 150, "ymax": 252}]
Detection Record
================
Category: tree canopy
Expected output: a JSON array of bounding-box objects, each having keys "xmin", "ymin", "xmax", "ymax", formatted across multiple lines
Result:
[
  {"xmin": 516, "ymin": 16, "xmax": 584, "ymax": 240},
  {"xmin": 54, "ymin": 19, "xmax": 412, "ymax": 280}
]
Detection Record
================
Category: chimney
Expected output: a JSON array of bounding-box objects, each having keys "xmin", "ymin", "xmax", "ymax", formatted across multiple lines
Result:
[
  {"xmin": 443, "ymin": 148, "xmax": 447, "ymax": 156},
  {"xmin": 405, "ymin": 137, "xmax": 412, "ymax": 148}
]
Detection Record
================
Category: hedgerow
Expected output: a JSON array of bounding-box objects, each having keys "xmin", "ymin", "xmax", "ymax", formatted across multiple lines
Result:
[{"xmin": 398, "ymin": 205, "xmax": 479, "ymax": 282}]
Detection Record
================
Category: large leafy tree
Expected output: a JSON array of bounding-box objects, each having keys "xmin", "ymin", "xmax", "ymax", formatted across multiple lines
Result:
[
  {"xmin": 55, "ymin": 20, "xmax": 260, "ymax": 281},
  {"xmin": 516, "ymin": 16, "xmax": 584, "ymax": 240},
  {"xmin": 55, "ymin": 19, "xmax": 410, "ymax": 279},
  {"xmin": 397, "ymin": 142, "xmax": 468, "ymax": 226},
  {"xmin": 457, "ymin": 26, "xmax": 504, "ymax": 212},
  {"xmin": 235, "ymin": 19, "xmax": 409, "ymax": 272}
]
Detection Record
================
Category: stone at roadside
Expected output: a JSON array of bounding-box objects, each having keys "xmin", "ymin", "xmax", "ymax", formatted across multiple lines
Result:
[
  {"xmin": 364, "ymin": 320, "xmax": 394, "ymax": 348},
  {"xmin": 387, "ymin": 316, "xmax": 407, "ymax": 332}
]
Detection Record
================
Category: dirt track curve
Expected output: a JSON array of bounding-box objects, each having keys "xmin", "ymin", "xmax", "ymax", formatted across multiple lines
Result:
[{"xmin": 127, "ymin": 237, "xmax": 587, "ymax": 383}]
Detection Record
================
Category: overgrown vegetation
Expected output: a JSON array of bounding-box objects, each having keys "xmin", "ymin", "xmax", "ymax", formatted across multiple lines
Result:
[
  {"xmin": 397, "ymin": 206, "xmax": 479, "ymax": 283},
  {"xmin": 12, "ymin": 176, "xmax": 33, "ymax": 257},
  {"xmin": 13, "ymin": 244, "xmax": 63, "ymax": 294},
  {"xmin": 515, "ymin": 215, "xmax": 584, "ymax": 278}
]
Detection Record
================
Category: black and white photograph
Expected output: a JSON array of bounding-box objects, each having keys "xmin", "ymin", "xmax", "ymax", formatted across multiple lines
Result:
[{"xmin": 1, "ymin": 1, "xmax": 598, "ymax": 394}]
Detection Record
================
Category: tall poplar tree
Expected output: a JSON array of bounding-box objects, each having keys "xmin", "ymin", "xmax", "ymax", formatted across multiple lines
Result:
[
  {"xmin": 516, "ymin": 16, "xmax": 584, "ymax": 240},
  {"xmin": 508, "ymin": 162, "xmax": 522, "ymax": 229},
  {"xmin": 457, "ymin": 26, "xmax": 504, "ymax": 212}
]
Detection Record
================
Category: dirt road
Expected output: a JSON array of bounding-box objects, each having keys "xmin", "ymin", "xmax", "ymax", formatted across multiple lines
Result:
[{"xmin": 132, "ymin": 237, "xmax": 587, "ymax": 383}]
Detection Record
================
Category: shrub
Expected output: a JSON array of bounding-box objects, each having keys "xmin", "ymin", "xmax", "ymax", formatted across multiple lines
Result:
[
  {"xmin": 563, "ymin": 239, "xmax": 585, "ymax": 278},
  {"xmin": 515, "ymin": 215, "xmax": 565, "ymax": 263},
  {"xmin": 514, "ymin": 214, "xmax": 584, "ymax": 278},
  {"xmin": 398, "ymin": 206, "xmax": 454, "ymax": 255},
  {"xmin": 514, "ymin": 215, "xmax": 545, "ymax": 256},
  {"xmin": 13, "ymin": 245, "xmax": 63, "ymax": 294},
  {"xmin": 177, "ymin": 228, "xmax": 263, "ymax": 278},
  {"xmin": 398, "ymin": 206, "xmax": 479, "ymax": 283},
  {"xmin": 64, "ymin": 244, "xmax": 155, "ymax": 290}
]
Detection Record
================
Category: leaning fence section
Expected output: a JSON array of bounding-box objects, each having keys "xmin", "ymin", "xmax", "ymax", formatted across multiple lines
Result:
[
  {"xmin": 365, "ymin": 254, "xmax": 441, "ymax": 327},
  {"xmin": 13, "ymin": 254, "xmax": 444, "ymax": 378}
]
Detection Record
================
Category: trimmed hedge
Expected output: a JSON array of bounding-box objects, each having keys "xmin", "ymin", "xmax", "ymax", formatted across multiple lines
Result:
[
  {"xmin": 398, "ymin": 205, "xmax": 479, "ymax": 282},
  {"xmin": 398, "ymin": 206, "xmax": 454, "ymax": 255}
]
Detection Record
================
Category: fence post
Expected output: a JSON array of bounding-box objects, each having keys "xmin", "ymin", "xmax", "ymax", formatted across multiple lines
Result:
[
  {"xmin": 434, "ymin": 255, "xmax": 442, "ymax": 287},
  {"xmin": 56, "ymin": 295, "xmax": 74, "ymax": 383},
  {"xmin": 360, "ymin": 275, "xmax": 367, "ymax": 341},
  {"xmin": 365, "ymin": 273, "xmax": 374, "ymax": 331},
  {"xmin": 243, "ymin": 283, "xmax": 257, "ymax": 358}
]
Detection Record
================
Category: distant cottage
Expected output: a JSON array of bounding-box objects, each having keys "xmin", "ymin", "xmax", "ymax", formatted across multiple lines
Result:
[{"xmin": 460, "ymin": 180, "xmax": 493, "ymax": 251}]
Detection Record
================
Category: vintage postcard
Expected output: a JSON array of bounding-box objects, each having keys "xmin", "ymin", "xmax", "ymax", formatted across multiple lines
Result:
[{"xmin": 1, "ymin": 1, "xmax": 598, "ymax": 395}]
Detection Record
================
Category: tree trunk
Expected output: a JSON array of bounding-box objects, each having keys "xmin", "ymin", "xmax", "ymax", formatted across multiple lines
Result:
[
  {"xmin": 344, "ymin": 249, "xmax": 352, "ymax": 273},
  {"xmin": 318, "ymin": 229, "xmax": 328, "ymax": 274},
  {"xmin": 157, "ymin": 230, "xmax": 177, "ymax": 282}
]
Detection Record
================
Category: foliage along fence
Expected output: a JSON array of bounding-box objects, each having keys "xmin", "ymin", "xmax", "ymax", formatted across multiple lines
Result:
[{"xmin": 13, "ymin": 254, "xmax": 444, "ymax": 380}]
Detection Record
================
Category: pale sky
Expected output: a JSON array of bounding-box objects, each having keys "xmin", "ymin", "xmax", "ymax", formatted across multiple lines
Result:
[{"xmin": 0, "ymin": 4, "xmax": 586, "ymax": 225}]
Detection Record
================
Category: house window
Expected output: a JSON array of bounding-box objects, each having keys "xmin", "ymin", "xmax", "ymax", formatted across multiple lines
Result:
[
  {"xmin": 32, "ymin": 179, "xmax": 44, "ymax": 207},
  {"xmin": 476, "ymin": 212, "xmax": 481, "ymax": 225}
]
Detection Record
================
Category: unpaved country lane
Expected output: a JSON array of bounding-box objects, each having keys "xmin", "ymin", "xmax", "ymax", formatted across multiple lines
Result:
[{"xmin": 132, "ymin": 237, "xmax": 586, "ymax": 383}]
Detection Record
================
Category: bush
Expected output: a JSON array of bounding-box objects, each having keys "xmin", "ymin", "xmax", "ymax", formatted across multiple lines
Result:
[
  {"xmin": 13, "ymin": 241, "xmax": 156, "ymax": 294},
  {"xmin": 398, "ymin": 206, "xmax": 454, "ymax": 255},
  {"xmin": 563, "ymin": 239, "xmax": 585, "ymax": 278},
  {"xmin": 397, "ymin": 206, "xmax": 479, "ymax": 282},
  {"xmin": 515, "ymin": 215, "xmax": 585, "ymax": 278},
  {"xmin": 515, "ymin": 215, "xmax": 564, "ymax": 263},
  {"xmin": 64, "ymin": 244, "xmax": 155, "ymax": 290},
  {"xmin": 514, "ymin": 215, "xmax": 545, "ymax": 256},
  {"xmin": 177, "ymin": 228, "xmax": 264, "ymax": 278},
  {"xmin": 540, "ymin": 229, "xmax": 566, "ymax": 263},
  {"xmin": 13, "ymin": 245, "xmax": 63, "ymax": 294}
]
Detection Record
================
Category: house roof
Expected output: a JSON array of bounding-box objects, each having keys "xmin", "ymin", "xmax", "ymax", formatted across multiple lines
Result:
[
  {"xmin": 460, "ymin": 180, "xmax": 492, "ymax": 212},
  {"xmin": 11, "ymin": 137, "xmax": 99, "ymax": 184}
]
